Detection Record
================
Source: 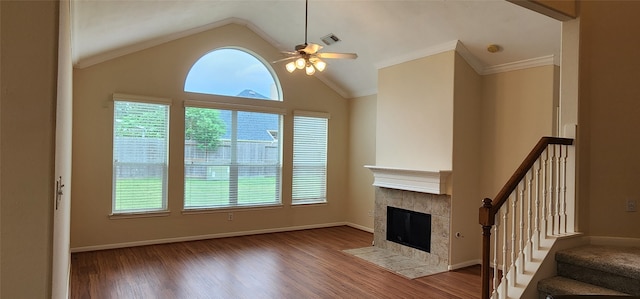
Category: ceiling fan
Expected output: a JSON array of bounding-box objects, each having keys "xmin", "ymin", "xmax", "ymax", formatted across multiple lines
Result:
[{"xmin": 273, "ymin": 0, "xmax": 358, "ymax": 75}]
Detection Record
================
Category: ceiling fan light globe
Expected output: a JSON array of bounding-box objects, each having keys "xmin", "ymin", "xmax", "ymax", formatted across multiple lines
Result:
[
  {"xmin": 285, "ymin": 62, "xmax": 296, "ymax": 73},
  {"xmin": 295, "ymin": 58, "xmax": 306, "ymax": 69},
  {"xmin": 305, "ymin": 65, "xmax": 316, "ymax": 75},
  {"xmin": 313, "ymin": 59, "xmax": 326, "ymax": 72}
]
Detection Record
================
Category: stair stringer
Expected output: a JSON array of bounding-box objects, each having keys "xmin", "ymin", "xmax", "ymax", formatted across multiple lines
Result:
[{"xmin": 493, "ymin": 233, "xmax": 586, "ymax": 299}]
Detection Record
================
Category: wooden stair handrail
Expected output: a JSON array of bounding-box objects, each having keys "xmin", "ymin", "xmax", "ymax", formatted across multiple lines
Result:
[
  {"xmin": 489, "ymin": 136, "xmax": 573, "ymax": 217},
  {"xmin": 479, "ymin": 136, "xmax": 574, "ymax": 299}
]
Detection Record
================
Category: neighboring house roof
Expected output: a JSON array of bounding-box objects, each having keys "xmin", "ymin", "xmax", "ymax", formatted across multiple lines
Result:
[{"xmin": 219, "ymin": 89, "xmax": 278, "ymax": 141}]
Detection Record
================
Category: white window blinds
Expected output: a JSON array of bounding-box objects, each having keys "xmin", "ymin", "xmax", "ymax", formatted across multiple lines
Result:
[
  {"xmin": 292, "ymin": 112, "xmax": 329, "ymax": 204},
  {"xmin": 184, "ymin": 106, "xmax": 282, "ymax": 209},
  {"xmin": 113, "ymin": 100, "xmax": 169, "ymax": 213}
]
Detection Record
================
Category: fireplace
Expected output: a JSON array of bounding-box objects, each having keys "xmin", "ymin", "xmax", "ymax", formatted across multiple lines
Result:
[
  {"xmin": 386, "ymin": 206, "xmax": 431, "ymax": 253},
  {"xmin": 367, "ymin": 166, "xmax": 452, "ymax": 272}
]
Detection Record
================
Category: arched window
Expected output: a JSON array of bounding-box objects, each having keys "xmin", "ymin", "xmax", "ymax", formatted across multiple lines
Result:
[{"xmin": 184, "ymin": 48, "xmax": 282, "ymax": 101}]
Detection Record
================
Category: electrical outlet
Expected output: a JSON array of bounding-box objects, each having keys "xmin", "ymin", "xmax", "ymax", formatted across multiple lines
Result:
[
  {"xmin": 228, "ymin": 212, "xmax": 234, "ymax": 221},
  {"xmin": 626, "ymin": 199, "xmax": 637, "ymax": 212}
]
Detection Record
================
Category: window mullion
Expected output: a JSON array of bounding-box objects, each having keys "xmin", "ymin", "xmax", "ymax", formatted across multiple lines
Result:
[{"xmin": 230, "ymin": 110, "xmax": 239, "ymax": 205}]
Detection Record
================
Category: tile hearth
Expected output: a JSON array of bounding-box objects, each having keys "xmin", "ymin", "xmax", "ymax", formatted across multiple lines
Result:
[{"xmin": 343, "ymin": 246, "xmax": 445, "ymax": 279}]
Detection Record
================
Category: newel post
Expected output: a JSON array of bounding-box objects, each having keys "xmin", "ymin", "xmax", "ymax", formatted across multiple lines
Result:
[{"xmin": 479, "ymin": 198, "xmax": 494, "ymax": 299}]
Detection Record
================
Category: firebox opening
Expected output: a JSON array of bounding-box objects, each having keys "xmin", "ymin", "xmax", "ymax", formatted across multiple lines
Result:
[{"xmin": 386, "ymin": 206, "xmax": 431, "ymax": 253}]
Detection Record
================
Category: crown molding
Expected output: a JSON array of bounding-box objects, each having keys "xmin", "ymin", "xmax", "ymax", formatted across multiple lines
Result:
[
  {"xmin": 375, "ymin": 40, "xmax": 459, "ymax": 70},
  {"xmin": 74, "ymin": 18, "xmax": 265, "ymax": 69},
  {"xmin": 453, "ymin": 41, "xmax": 485, "ymax": 74},
  {"xmin": 481, "ymin": 55, "xmax": 556, "ymax": 75}
]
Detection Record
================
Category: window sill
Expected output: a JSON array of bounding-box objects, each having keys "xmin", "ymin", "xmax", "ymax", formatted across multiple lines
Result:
[
  {"xmin": 182, "ymin": 203, "xmax": 284, "ymax": 215},
  {"xmin": 109, "ymin": 210, "xmax": 171, "ymax": 219},
  {"xmin": 291, "ymin": 201, "xmax": 328, "ymax": 207}
]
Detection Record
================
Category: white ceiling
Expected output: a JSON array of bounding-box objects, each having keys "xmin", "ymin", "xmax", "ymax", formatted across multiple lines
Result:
[{"xmin": 71, "ymin": 0, "xmax": 561, "ymax": 98}]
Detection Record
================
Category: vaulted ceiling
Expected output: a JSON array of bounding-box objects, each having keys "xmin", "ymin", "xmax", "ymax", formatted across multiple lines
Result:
[{"xmin": 71, "ymin": 0, "xmax": 561, "ymax": 98}]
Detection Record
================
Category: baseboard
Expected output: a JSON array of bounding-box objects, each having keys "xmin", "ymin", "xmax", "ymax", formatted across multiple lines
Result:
[
  {"xmin": 345, "ymin": 222, "xmax": 374, "ymax": 233},
  {"xmin": 71, "ymin": 222, "xmax": 348, "ymax": 253},
  {"xmin": 448, "ymin": 259, "xmax": 481, "ymax": 271},
  {"xmin": 588, "ymin": 235, "xmax": 640, "ymax": 247}
]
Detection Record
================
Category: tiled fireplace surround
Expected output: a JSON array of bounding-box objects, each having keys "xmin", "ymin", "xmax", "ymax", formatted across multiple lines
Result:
[{"xmin": 369, "ymin": 167, "xmax": 452, "ymax": 273}]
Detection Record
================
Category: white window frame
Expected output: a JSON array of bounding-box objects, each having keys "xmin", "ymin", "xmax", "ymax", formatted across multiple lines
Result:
[
  {"xmin": 292, "ymin": 110, "xmax": 330, "ymax": 205},
  {"xmin": 183, "ymin": 100, "xmax": 286, "ymax": 211},
  {"xmin": 111, "ymin": 93, "xmax": 171, "ymax": 216}
]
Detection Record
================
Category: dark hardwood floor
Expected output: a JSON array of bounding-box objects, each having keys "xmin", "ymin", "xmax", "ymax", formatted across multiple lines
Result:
[{"xmin": 71, "ymin": 226, "xmax": 482, "ymax": 298}]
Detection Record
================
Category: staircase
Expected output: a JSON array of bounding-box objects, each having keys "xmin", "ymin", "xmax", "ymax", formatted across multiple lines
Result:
[{"xmin": 538, "ymin": 245, "xmax": 640, "ymax": 298}]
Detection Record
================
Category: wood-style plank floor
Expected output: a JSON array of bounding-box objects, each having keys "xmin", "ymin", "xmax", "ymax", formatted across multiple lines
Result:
[{"xmin": 71, "ymin": 226, "xmax": 482, "ymax": 298}]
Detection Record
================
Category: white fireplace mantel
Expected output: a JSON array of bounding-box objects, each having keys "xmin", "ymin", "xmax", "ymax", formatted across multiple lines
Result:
[{"xmin": 365, "ymin": 165, "xmax": 452, "ymax": 195}]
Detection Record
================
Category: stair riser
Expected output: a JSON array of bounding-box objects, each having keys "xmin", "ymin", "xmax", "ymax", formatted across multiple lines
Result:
[{"xmin": 557, "ymin": 262, "xmax": 640, "ymax": 296}]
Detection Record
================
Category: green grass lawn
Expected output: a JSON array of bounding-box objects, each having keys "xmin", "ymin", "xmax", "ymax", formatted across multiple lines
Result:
[{"xmin": 114, "ymin": 177, "xmax": 278, "ymax": 212}]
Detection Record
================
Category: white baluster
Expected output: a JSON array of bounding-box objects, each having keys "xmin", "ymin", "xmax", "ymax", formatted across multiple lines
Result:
[
  {"xmin": 548, "ymin": 145, "xmax": 556, "ymax": 236},
  {"xmin": 560, "ymin": 144, "xmax": 568, "ymax": 234},
  {"xmin": 541, "ymin": 148, "xmax": 549, "ymax": 239},
  {"xmin": 502, "ymin": 203, "xmax": 509, "ymax": 293},
  {"xmin": 527, "ymin": 170, "xmax": 533, "ymax": 262},
  {"xmin": 534, "ymin": 158, "xmax": 542, "ymax": 250},
  {"xmin": 518, "ymin": 183, "xmax": 525, "ymax": 274},
  {"xmin": 510, "ymin": 194, "xmax": 517, "ymax": 285},
  {"xmin": 554, "ymin": 144, "xmax": 561, "ymax": 235},
  {"xmin": 493, "ymin": 213, "xmax": 499, "ymax": 299}
]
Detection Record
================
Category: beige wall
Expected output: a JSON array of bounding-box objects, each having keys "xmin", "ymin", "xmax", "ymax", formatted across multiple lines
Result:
[
  {"xmin": 480, "ymin": 65, "xmax": 558, "ymax": 198},
  {"xmin": 578, "ymin": 1, "xmax": 640, "ymax": 238},
  {"xmin": 376, "ymin": 51, "xmax": 455, "ymax": 171},
  {"xmin": 0, "ymin": 1, "xmax": 58, "ymax": 297},
  {"xmin": 346, "ymin": 95, "xmax": 376, "ymax": 231},
  {"xmin": 361, "ymin": 49, "xmax": 558, "ymax": 265},
  {"xmin": 450, "ymin": 53, "xmax": 482, "ymax": 266},
  {"xmin": 71, "ymin": 23, "xmax": 349, "ymax": 249}
]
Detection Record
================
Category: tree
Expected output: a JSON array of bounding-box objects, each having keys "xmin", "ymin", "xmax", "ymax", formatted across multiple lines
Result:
[
  {"xmin": 114, "ymin": 101, "xmax": 168, "ymax": 138},
  {"xmin": 185, "ymin": 107, "xmax": 226, "ymax": 151}
]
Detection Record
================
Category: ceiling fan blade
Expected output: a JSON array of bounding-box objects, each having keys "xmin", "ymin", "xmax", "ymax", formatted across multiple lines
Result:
[
  {"xmin": 304, "ymin": 43, "xmax": 323, "ymax": 54},
  {"xmin": 272, "ymin": 56, "xmax": 299, "ymax": 64},
  {"xmin": 316, "ymin": 52, "xmax": 358, "ymax": 59}
]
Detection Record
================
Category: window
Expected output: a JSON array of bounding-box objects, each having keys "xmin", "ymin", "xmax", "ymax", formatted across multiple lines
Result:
[
  {"xmin": 184, "ymin": 105, "xmax": 282, "ymax": 209},
  {"xmin": 184, "ymin": 48, "xmax": 282, "ymax": 101},
  {"xmin": 112, "ymin": 96, "xmax": 170, "ymax": 213},
  {"xmin": 292, "ymin": 112, "xmax": 329, "ymax": 204},
  {"xmin": 183, "ymin": 48, "xmax": 284, "ymax": 210}
]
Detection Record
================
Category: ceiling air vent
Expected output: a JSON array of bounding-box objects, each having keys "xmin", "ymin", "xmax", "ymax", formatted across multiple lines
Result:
[{"xmin": 321, "ymin": 33, "xmax": 341, "ymax": 46}]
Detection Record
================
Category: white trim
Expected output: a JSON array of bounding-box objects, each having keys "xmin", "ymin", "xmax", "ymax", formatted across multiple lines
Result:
[
  {"xmin": 481, "ymin": 55, "xmax": 556, "ymax": 75},
  {"xmin": 71, "ymin": 222, "xmax": 349, "ymax": 253},
  {"xmin": 182, "ymin": 204, "xmax": 284, "ymax": 215},
  {"xmin": 454, "ymin": 41, "xmax": 485, "ymax": 74},
  {"xmin": 448, "ymin": 259, "xmax": 481, "ymax": 271},
  {"xmin": 365, "ymin": 165, "xmax": 452, "ymax": 195},
  {"xmin": 293, "ymin": 110, "xmax": 331, "ymax": 119},
  {"xmin": 588, "ymin": 236, "xmax": 640, "ymax": 247},
  {"xmin": 184, "ymin": 99, "xmax": 287, "ymax": 115},
  {"xmin": 311, "ymin": 72, "xmax": 351, "ymax": 99},
  {"xmin": 113, "ymin": 93, "xmax": 172, "ymax": 105},
  {"xmin": 350, "ymin": 88, "xmax": 378, "ymax": 99},
  {"xmin": 75, "ymin": 17, "xmax": 248, "ymax": 68},
  {"xmin": 109, "ymin": 211, "xmax": 171, "ymax": 220},
  {"xmin": 375, "ymin": 40, "xmax": 459, "ymax": 70}
]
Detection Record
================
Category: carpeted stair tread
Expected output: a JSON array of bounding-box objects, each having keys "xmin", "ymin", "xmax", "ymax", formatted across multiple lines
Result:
[
  {"xmin": 538, "ymin": 276, "xmax": 630, "ymax": 296},
  {"xmin": 554, "ymin": 245, "xmax": 640, "ymax": 295},
  {"xmin": 556, "ymin": 245, "xmax": 640, "ymax": 280}
]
